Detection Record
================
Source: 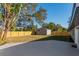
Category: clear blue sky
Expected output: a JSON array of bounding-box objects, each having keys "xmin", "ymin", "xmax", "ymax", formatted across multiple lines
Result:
[{"xmin": 37, "ymin": 3, "xmax": 73, "ymax": 28}]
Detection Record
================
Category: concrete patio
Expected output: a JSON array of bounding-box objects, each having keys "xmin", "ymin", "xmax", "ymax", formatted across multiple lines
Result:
[{"xmin": 0, "ymin": 40, "xmax": 79, "ymax": 56}]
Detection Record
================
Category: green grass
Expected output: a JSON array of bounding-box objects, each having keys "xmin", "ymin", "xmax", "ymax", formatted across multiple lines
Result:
[{"xmin": 32, "ymin": 36, "xmax": 74, "ymax": 42}]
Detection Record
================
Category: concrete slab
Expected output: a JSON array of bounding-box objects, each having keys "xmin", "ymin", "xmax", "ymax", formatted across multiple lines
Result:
[
  {"xmin": 0, "ymin": 42, "xmax": 26, "ymax": 49},
  {"xmin": 0, "ymin": 40, "xmax": 79, "ymax": 56}
]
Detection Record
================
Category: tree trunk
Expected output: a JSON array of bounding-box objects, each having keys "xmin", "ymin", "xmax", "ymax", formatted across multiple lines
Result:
[
  {"xmin": 1, "ymin": 28, "xmax": 8, "ymax": 40},
  {"xmin": 0, "ymin": 18, "xmax": 11, "ymax": 40},
  {"xmin": 0, "ymin": 4, "xmax": 23, "ymax": 40}
]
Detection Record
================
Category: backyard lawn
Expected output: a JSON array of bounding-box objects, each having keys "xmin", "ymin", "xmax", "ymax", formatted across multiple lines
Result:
[
  {"xmin": 6, "ymin": 35, "xmax": 73, "ymax": 43},
  {"xmin": 6, "ymin": 35, "xmax": 48, "ymax": 43},
  {"xmin": 0, "ymin": 35, "xmax": 73, "ymax": 46}
]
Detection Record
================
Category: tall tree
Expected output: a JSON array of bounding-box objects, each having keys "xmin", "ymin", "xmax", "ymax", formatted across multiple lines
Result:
[
  {"xmin": 0, "ymin": 3, "xmax": 47, "ymax": 40},
  {"xmin": 34, "ymin": 7, "xmax": 47, "ymax": 26},
  {"xmin": 16, "ymin": 4, "xmax": 47, "ymax": 30},
  {"xmin": 0, "ymin": 3, "xmax": 23, "ymax": 40},
  {"xmin": 42, "ymin": 23, "xmax": 48, "ymax": 28}
]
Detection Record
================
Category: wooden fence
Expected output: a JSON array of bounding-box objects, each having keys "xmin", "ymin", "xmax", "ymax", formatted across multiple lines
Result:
[
  {"xmin": 6, "ymin": 31, "xmax": 32, "ymax": 38},
  {"xmin": 0, "ymin": 31, "xmax": 71, "ymax": 38},
  {"xmin": 51, "ymin": 31, "xmax": 70, "ymax": 36}
]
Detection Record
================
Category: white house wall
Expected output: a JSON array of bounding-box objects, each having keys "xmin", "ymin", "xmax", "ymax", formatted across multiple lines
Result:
[
  {"xmin": 70, "ymin": 25, "xmax": 79, "ymax": 49},
  {"xmin": 69, "ymin": 3, "xmax": 79, "ymax": 49},
  {"xmin": 75, "ymin": 26, "xmax": 79, "ymax": 48},
  {"xmin": 74, "ymin": 27, "xmax": 78, "ymax": 44}
]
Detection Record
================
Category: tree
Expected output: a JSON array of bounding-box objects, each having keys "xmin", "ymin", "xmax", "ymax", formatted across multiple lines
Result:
[
  {"xmin": 0, "ymin": 3, "xmax": 47, "ymax": 40},
  {"xmin": 0, "ymin": 3, "xmax": 23, "ymax": 40},
  {"xmin": 56, "ymin": 24, "xmax": 67, "ymax": 32},
  {"xmin": 15, "ymin": 4, "xmax": 47, "ymax": 31},
  {"xmin": 34, "ymin": 7, "xmax": 47, "ymax": 26},
  {"xmin": 42, "ymin": 22, "xmax": 56, "ymax": 31},
  {"xmin": 14, "ymin": 4, "xmax": 37, "ymax": 31},
  {"xmin": 42, "ymin": 23, "xmax": 48, "ymax": 28},
  {"xmin": 57, "ymin": 28, "xmax": 63, "ymax": 32},
  {"xmin": 48, "ymin": 22, "xmax": 55, "ymax": 31},
  {"xmin": 42, "ymin": 22, "xmax": 68, "ymax": 32},
  {"xmin": 62, "ymin": 27, "xmax": 67, "ymax": 32}
]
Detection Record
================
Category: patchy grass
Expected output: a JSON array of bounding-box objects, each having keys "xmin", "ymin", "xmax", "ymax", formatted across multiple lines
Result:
[
  {"xmin": 32, "ymin": 36, "xmax": 73, "ymax": 42},
  {"xmin": 0, "ymin": 35, "xmax": 73, "ymax": 46},
  {"xmin": 6, "ymin": 35, "xmax": 48, "ymax": 43},
  {"xmin": 0, "ymin": 40, "xmax": 7, "ymax": 46}
]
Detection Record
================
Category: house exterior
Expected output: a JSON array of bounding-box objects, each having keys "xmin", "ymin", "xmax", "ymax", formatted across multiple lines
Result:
[
  {"xmin": 36, "ymin": 28, "xmax": 51, "ymax": 35},
  {"xmin": 68, "ymin": 3, "xmax": 79, "ymax": 49}
]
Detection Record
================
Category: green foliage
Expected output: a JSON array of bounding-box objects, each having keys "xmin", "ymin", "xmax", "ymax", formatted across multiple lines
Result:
[
  {"xmin": 42, "ymin": 22, "xmax": 67, "ymax": 32},
  {"xmin": 42, "ymin": 22, "xmax": 56, "ymax": 31},
  {"xmin": 34, "ymin": 8, "xmax": 47, "ymax": 21},
  {"xmin": 47, "ymin": 22, "xmax": 56, "ymax": 31},
  {"xmin": 34, "ymin": 7, "xmax": 47, "ymax": 26},
  {"xmin": 62, "ymin": 28, "xmax": 67, "ymax": 32},
  {"xmin": 57, "ymin": 28, "xmax": 63, "ymax": 32},
  {"xmin": 0, "ymin": 3, "xmax": 47, "ymax": 31},
  {"xmin": 42, "ymin": 23, "xmax": 48, "ymax": 28},
  {"xmin": 12, "ymin": 4, "xmax": 47, "ymax": 31},
  {"xmin": 31, "ymin": 25, "xmax": 37, "ymax": 31}
]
